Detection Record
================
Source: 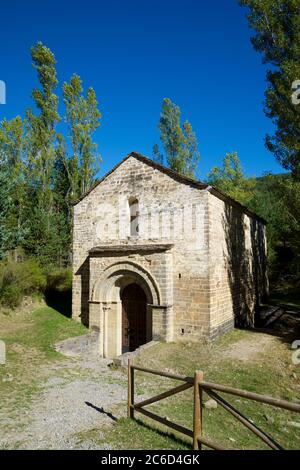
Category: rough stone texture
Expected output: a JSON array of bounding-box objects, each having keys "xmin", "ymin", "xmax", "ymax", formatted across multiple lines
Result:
[
  {"xmin": 203, "ymin": 399, "xmax": 218, "ymax": 410},
  {"xmin": 72, "ymin": 153, "xmax": 268, "ymax": 358},
  {"xmin": 208, "ymin": 194, "xmax": 268, "ymax": 338},
  {"xmin": 54, "ymin": 332, "xmax": 99, "ymax": 357}
]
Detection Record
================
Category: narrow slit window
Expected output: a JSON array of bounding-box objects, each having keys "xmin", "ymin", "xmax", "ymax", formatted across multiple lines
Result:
[{"xmin": 129, "ymin": 198, "xmax": 139, "ymax": 237}]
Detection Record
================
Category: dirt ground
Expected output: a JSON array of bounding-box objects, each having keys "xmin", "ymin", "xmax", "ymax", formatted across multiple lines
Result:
[
  {"xmin": 1, "ymin": 355, "xmax": 128, "ymax": 449},
  {"xmin": 0, "ymin": 305, "xmax": 300, "ymax": 450}
]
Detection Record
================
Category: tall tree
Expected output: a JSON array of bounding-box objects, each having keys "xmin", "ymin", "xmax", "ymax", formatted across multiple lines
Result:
[
  {"xmin": 153, "ymin": 98, "xmax": 200, "ymax": 177},
  {"xmin": 24, "ymin": 42, "xmax": 65, "ymax": 265},
  {"xmin": 0, "ymin": 43, "xmax": 103, "ymax": 267},
  {"xmin": 62, "ymin": 74, "xmax": 101, "ymax": 199},
  {"xmin": 0, "ymin": 116, "xmax": 23, "ymax": 173},
  {"xmin": 26, "ymin": 42, "xmax": 60, "ymax": 208},
  {"xmin": 181, "ymin": 120, "xmax": 201, "ymax": 177},
  {"xmin": 207, "ymin": 152, "xmax": 253, "ymax": 204},
  {"xmin": 0, "ymin": 117, "xmax": 27, "ymax": 257},
  {"xmin": 0, "ymin": 167, "xmax": 19, "ymax": 258},
  {"xmin": 240, "ymin": 0, "xmax": 300, "ymax": 179},
  {"xmin": 152, "ymin": 143, "xmax": 163, "ymax": 165}
]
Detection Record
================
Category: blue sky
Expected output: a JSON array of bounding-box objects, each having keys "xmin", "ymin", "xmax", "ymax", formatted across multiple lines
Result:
[{"xmin": 0, "ymin": 0, "xmax": 283, "ymax": 179}]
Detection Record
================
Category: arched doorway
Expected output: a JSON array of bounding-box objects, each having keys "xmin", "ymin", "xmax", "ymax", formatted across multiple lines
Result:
[
  {"xmin": 89, "ymin": 260, "xmax": 166, "ymax": 358},
  {"xmin": 121, "ymin": 283, "xmax": 147, "ymax": 352}
]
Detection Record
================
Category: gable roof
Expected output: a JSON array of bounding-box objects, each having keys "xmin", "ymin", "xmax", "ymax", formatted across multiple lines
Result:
[{"xmin": 72, "ymin": 151, "xmax": 266, "ymax": 224}]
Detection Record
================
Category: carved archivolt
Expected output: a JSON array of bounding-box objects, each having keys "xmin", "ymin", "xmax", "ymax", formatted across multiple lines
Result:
[{"xmin": 92, "ymin": 260, "xmax": 161, "ymax": 304}]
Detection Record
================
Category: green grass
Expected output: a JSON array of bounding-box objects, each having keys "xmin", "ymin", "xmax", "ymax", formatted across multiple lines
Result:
[
  {"xmin": 269, "ymin": 290, "xmax": 300, "ymax": 310},
  {"xmin": 0, "ymin": 305, "xmax": 87, "ymax": 417},
  {"xmin": 73, "ymin": 419, "xmax": 191, "ymax": 450},
  {"xmin": 100, "ymin": 330, "xmax": 300, "ymax": 450},
  {"xmin": 2, "ymin": 305, "xmax": 86, "ymax": 357},
  {"xmin": 1, "ymin": 301, "xmax": 299, "ymax": 450}
]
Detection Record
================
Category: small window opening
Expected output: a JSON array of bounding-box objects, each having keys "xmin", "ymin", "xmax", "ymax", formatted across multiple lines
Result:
[{"xmin": 129, "ymin": 198, "xmax": 139, "ymax": 237}]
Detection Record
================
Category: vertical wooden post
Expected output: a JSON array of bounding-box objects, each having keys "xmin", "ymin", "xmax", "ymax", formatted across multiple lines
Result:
[
  {"xmin": 193, "ymin": 370, "xmax": 203, "ymax": 450},
  {"xmin": 127, "ymin": 358, "xmax": 134, "ymax": 419}
]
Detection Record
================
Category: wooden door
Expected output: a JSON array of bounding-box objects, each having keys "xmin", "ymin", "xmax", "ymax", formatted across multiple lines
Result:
[{"xmin": 121, "ymin": 283, "xmax": 147, "ymax": 352}]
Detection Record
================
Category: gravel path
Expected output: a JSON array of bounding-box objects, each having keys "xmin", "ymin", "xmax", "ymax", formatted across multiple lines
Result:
[{"xmin": 1, "ymin": 356, "xmax": 128, "ymax": 449}]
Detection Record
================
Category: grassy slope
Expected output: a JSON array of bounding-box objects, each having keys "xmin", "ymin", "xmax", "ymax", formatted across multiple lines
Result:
[
  {"xmin": 0, "ymin": 305, "xmax": 87, "ymax": 417},
  {"xmin": 101, "ymin": 329, "xmax": 300, "ymax": 450},
  {"xmin": 1, "ymin": 304, "xmax": 299, "ymax": 450}
]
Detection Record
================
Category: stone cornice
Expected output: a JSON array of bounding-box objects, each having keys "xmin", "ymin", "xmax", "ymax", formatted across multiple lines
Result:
[{"xmin": 89, "ymin": 243, "xmax": 174, "ymax": 255}]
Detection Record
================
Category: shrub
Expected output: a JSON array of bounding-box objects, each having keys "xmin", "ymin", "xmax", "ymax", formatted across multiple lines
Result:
[
  {"xmin": 46, "ymin": 268, "xmax": 72, "ymax": 292},
  {"xmin": 0, "ymin": 283, "xmax": 23, "ymax": 307},
  {"xmin": 0, "ymin": 258, "xmax": 47, "ymax": 308}
]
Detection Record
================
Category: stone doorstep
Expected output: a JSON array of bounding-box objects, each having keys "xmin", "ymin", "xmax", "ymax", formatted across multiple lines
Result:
[
  {"xmin": 54, "ymin": 331, "xmax": 99, "ymax": 357},
  {"xmin": 113, "ymin": 340, "xmax": 160, "ymax": 368}
]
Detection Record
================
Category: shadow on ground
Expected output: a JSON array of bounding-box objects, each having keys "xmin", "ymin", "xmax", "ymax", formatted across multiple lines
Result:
[
  {"xmin": 132, "ymin": 418, "xmax": 190, "ymax": 449},
  {"xmin": 45, "ymin": 289, "xmax": 72, "ymax": 318},
  {"xmin": 242, "ymin": 305, "xmax": 300, "ymax": 345},
  {"xmin": 85, "ymin": 402, "xmax": 118, "ymax": 422}
]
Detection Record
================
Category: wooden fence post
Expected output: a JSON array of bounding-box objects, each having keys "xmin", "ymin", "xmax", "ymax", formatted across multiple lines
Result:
[
  {"xmin": 193, "ymin": 370, "xmax": 204, "ymax": 450},
  {"xmin": 128, "ymin": 358, "xmax": 134, "ymax": 419}
]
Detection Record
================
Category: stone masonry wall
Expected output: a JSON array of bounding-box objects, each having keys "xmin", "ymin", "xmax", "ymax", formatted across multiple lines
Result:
[
  {"xmin": 73, "ymin": 154, "xmax": 268, "ymax": 345},
  {"xmin": 89, "ymin": 251, "xmax": 172, "ymax": 339},
  {"xmin": 208, "ymin": 193, "xmax": 268, "ymax": 339},
  {"xmin": 72, "ymin": 155, "xmax": 210, "ymax": 339}
]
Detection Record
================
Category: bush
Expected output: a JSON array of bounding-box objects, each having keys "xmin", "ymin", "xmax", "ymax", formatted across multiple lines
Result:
[
  {"xmin": 46, "ymin": 268, "xmax": 72, "ymax": 292},
  {"xmin": 0, "ymin": 258, "xmax": 47, "ymax": 308},
  {"xmin": 0, "ymin": 260, "xmax": 72, "ymax": 310},
  {"xmin": 0, "ymin": 283, "xmax": 23, "ymax": 307}
]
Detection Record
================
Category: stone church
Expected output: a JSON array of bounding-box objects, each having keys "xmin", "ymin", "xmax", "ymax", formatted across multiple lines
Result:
[{"xmin": 72, "ymin": 152, "xmax": 268, "ymax": 359}]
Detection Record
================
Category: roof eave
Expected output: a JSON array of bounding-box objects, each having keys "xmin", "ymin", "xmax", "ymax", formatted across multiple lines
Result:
[{"xmin": 72, "ymin": 151, "xmax": 266, "ymax": 224}]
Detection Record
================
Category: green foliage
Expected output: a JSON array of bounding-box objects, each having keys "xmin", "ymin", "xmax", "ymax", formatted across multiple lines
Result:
[
  {"xmin": 26, "ymin": 42, "xmax": 60, "ymax": 208},
  {"xmin": 0, "ymin": 258, "xmax": 46, "ymax": 307},
  {"xmin": 0, "ymin": 42, "xmax": 101, "ymax": 268},
  {"xmin": 240, "ymin": 0, "xmax": 300, "ymax": 179},
  {"xmin": 153, "ymin": 98, "xmax": 200, "ymax": 177},
  {"xmin": 46, "ymin": 268, "xmax": 72, "ymax": 293},
  {"xmin": 0, "ymin": 116, "xmax": 24, "ymax": 171},
  {"xmin": 207, "ymin": 152, "xmax": 254, "ymax": 204},
  {"xmin": 0, "ymin": 168, "xmax": 16, "ymax": 258},
  {"xmin": 22, "ymin": 203, "xmax": 71, "ymax": 267},
  {"xmin": 0, "ymin": 259, "xmax": 72, "ymax": 309},
  {"xmin": 207, "ymin": 151, "xmax": 300, "ymax": 277},
  {"xmin": 152, "ymin": 143, "xmax": 163, "ymax": 165},
  {"xmin": 0, "ymin": 117, "xmax": 27, "ymax": 258},
  {"xmin": 62, "ymin": 74, "xmax": 101, "ymax": 199}
]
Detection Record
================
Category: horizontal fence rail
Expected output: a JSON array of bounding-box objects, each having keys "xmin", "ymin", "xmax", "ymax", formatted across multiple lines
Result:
[
  {"xmin": 132, "ymin": 365, "xmax": 194, "ymax": 383},
  {"xmin": 201, "ymin": 381, "xmax": 300, "ymax": 413},
  {"xmin": 127, "ymin": 360, "xmax": 300, "ymax": 450}
]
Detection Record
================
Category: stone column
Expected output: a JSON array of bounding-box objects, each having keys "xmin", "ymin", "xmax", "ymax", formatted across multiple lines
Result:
[
  {"xmin": 164, "ymin": 251, "xmax": 174, "ymax": 342},
  {"xmin": 165, "ymin": 305, "xmax": 174, "ymax": 342},
  {"xmin": 89, "ymin": 301, "xmax": 102, "ymax": 355}
]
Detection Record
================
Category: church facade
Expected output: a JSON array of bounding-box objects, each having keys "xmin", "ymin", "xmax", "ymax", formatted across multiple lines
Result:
[{"xmin": 72, "ymin": 152, "xmax": 268, "ymax": 358}]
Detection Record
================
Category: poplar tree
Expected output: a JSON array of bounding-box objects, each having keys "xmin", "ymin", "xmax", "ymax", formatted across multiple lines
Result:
[
  {"xmin": 26, "ymin": 42, "xmax": 60, "ymax": 208},
  {"xmin": 153, "ymin": 98, "xmax": 200, "ymax": 177},
  {"xmin": 62, "ymin": 73, "xmax": 101, "ymax": 200},
  {"xmin": 24, "ymin": 42, "xmax": 63, "ymax": 265}
]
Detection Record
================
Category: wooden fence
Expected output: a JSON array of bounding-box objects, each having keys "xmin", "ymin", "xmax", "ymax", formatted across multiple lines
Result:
[{"xmin": 127, "ymin": 359, "xmax": 300, "ymax": 450}]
